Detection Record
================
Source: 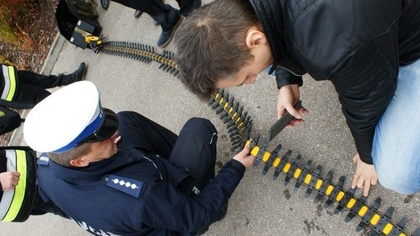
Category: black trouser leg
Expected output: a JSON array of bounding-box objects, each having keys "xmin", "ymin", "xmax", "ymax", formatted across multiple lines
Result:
[
  {"xmin": 0, "ymin": 71, "xmax": 53, "ymax": 109},
  {"xmin": 175, "ymin": 0, "xmax": 201, "ymax": 16},
  {"xmin": 116, "ymin": 111, "xmax": 177, "ymax": 159},
  {"xmin": 111, "ymin": 0, "xmax": 179, "ymax": 31},
  {"xmin": 116, "ymin": 112, "xmax": 217, "ymax": 190},
  {"xmin": 169, "ymin": 117, "xmax": 217, "ymax": 190},
  {"xmin": 17, "ymin": 71, "xmax": 61, "ymax": 88}
]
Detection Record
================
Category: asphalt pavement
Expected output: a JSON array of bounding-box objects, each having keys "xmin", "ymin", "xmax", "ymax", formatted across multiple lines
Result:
[{"xmin": 2, "ymin": 1, "xmax": 419, "ymax": 235}]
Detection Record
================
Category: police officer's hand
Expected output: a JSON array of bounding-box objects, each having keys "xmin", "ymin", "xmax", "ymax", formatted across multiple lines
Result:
[
  {"xmin": 351, "ymin": 153, "xmax": 378, "ymax": 196},
  {"xmin": 233, "ymin": 144, "xmax": 255, "ymax": 168},
  {"xmin": 277, "ymin": 84, "xmax": 308, "ymax": 126},
  {"xmin": 0, "ymin": 171, "xmax": 20, "ymax": 191}
]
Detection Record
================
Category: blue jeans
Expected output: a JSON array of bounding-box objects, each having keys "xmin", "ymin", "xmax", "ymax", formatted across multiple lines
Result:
[{"xmin": 373, "ymin": 59, "xmax": 420, "ymax": 195}]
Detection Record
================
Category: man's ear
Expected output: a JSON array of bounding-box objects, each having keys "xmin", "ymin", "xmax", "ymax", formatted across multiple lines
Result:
[
  {"xmin": 245, "ymin": 27, "xmax": 267, "ymax": 49},
  {"xmin": 69, "ymin": 157, "xmax": 89, "ymax": 167}
]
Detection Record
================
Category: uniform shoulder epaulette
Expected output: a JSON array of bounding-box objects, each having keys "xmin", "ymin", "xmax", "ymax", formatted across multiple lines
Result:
[
  {"xmin": 104, "ymin": 174, "xmax": 143, "ymax": 198},
  {"xmin": 37, "ymin": 152, "xmax": 50, "ymax": 165}
]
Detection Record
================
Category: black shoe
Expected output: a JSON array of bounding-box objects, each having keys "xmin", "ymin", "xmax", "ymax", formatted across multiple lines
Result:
[
  {"xmin": 100, "ymin": 0, "xmax": 110, "ymax": 10},
  {"xmin": 59, "ymin": 62, "xmax": 87, "ymax": 86},
  {"xmin": 157, "ymin": 15, "xmax": 184, "ymax": 48},
  {"xmin": 180, "ymin": 0, "xmax": 201, "ymax": 17},
  {"xmin": 134, "ymin": 10, "xmax": 143, "ymax": 18}
]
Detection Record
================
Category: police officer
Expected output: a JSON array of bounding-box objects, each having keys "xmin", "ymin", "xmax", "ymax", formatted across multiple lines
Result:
[{"xmin": 24, "ymin": 81, "xmax": 255, "ymax": 235}]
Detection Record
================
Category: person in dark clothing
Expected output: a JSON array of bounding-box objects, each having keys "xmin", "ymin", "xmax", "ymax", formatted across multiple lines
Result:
[
  {"xmin": 23, "ymin": 81, "xmax": 255, "ymax": 235},
  {"xmin": 173, "ymin": 0, "xmax": 420, "ymax": 196},
  {"xmin": 100, "ymin": 0, "xmax": 201, "ymax": 47},
  {"xmin": 0, "ymin": 62, "xmax": 87, "ymax": 109}
]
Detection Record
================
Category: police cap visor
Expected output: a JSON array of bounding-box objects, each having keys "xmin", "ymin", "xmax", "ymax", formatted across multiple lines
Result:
[{"xmin": 76, "ymin": 108, "xmax": 119, "ymax": 146}]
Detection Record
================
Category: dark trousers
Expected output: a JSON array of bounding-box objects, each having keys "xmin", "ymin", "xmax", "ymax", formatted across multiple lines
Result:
[
  {"xmin": 0, "ymin": 71, "xmax": 61, "ymax": 109},
  {"xmin": 116, "ymin": 111, "xmax": 217, "ymax": 190},
  {"xmin": 111, "ymin": 0, "xmax": 197, "ymax": 31}
]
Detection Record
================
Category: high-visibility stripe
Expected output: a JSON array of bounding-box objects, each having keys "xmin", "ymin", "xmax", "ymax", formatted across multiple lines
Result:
[
  {"xmin": 1, "ymin": 65, "xmax": 11, "ymax": 100},
  {"xmin": 0, "ymin": 150, "xmax": 17, "ymax": 220},
  {"xmin": 1, "ymin": 65, "xmax": 17, "ymax": 101},
  {"xmin": 6, "ymin": 66, "xmax": 17, "ymax": 101},
  {"xmin": 2, "ymin": 150, "xmax": 27, "ymax": 222}
]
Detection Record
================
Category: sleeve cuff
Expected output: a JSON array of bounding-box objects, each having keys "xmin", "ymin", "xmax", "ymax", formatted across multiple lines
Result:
[
  {"xmin": 275, "ymin": 67, "xmax": 303, "ymax": 89},
  {"xmin": 224, "ymin": 159, "xmax": 246, "ymax": 175}
]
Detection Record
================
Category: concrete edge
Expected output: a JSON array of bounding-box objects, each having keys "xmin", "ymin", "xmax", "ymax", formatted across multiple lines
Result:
[{"xmin": 8, "ymin": 32, "xmax": 66, "ymax": 146}]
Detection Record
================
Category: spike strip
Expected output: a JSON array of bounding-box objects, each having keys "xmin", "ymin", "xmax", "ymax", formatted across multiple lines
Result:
[
  {"xmin": 245, "ymin": 139, "xmax": 418, "ymax": 235},
  {"xmin": 208, "ymin": 89, "xmax": 253, "ymax": 151},
  {"xmin": 98, "ymin": 41, "xmax": 180, "ymax": 76}
]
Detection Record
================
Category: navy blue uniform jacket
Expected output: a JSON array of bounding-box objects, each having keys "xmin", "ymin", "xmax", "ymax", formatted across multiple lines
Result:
[{"xmin": 37, "ymin": 147, "xmax": 245, "ymax": 235}]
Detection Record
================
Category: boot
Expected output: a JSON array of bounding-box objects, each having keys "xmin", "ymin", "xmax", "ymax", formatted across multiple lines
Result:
[
  {"xmin": 59, "ymin": 62, "xmax": 87, "ymax": 86},
  {"xmin": 157, "ymin": 15, "xmax": 184, "ymax": 48},
  {"xmin": 134, "ymin": 10, "xmax": 143, "ymax": 18},
  {"xmin": 100, "ymin": 0, "xmax": 110, "ymax": 10}
]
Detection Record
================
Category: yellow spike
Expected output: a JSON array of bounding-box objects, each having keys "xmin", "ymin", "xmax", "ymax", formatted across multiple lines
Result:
[
  {"xmin": 273, "ymin": 158, "xmax": 281, "ymax": 167},
  {"xmin": 336, "ymin": 191, "xmax": 345, "ymax": 201},
  {"xmin": 294, "ymin": 168, "xmax": 302, "ymax": 178},
  {"xmin": 325, "ymin": 185, "xmax": 334, "ymax": 195},
  {"xmin": 370, "ymin": 213, "xmax": 380, "ymax": 225},
  {"xmin": 304, "ymin": 174, "xmax": 312, "ymax": 184},
  {"xmin": 358, "ymin": 206, "xmax": 368, "ymax": 217},
  {"xmin": 283, "ymin": 163, "xmax": 291, "ymax": 173},
  {"xmin": 346, "ymin": 198, "xmax": 356, "ymax": 209},
  {"xmin": 382, "ymin": 223, "xmax": 393, "ymax": 235},
  {"xmin": 315, "ymin": 179, "xmax": 323, "ymax": 190},
  {"xmin": 250, "ymin": 147, "xmax": 259, "ymax": 156},
  {"xmin": 262, "ymin": 152, "xmax": 271, "ymax": 162}
]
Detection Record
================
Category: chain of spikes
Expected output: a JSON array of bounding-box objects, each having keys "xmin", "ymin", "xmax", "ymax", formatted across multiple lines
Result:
[{"xmin": 91, "ymin": 40, "xmax": 420, "ymax": 236}]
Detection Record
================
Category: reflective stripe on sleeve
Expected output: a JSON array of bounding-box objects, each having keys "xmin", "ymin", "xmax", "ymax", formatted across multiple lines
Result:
[
  {"xmin": 1, "ymin": 150, "xmax": 27, "ymax": 222},
  {"xmin": 1, "ymin": 65, "xmax": 17, "ymax": 101}
]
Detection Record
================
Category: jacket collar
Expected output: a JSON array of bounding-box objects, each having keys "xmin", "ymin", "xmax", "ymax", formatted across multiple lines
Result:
[
  {"xmin": 49, "ymin": 148, "xmax": 142, "ymax": 184},
  {"xmin": 249, "ymin": 0, "xmax": 306, "ymax": 75}
]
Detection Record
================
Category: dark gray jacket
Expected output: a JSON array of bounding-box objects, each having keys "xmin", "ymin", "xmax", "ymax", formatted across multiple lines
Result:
[{"xmin": 250, "ymin": 0, "xmax": 420, "ymax": 163}]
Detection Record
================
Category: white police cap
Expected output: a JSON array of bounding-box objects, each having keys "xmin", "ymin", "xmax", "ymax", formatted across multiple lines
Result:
[{"xmin": 24, "ymin": 81, "xmax": 103, "ymax": 152}]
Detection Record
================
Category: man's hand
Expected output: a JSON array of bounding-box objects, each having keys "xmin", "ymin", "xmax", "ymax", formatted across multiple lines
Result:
[
  {"xmin": 351, "ymin": 153, "xmax": 378, "ymax": 196},
  {"xmin": 0, "ymin": 171, "xmax": 20, "ymax": 191},
  {"xmin": 233, "ymin": 144, "xmax": 255, "ymax": 168},
  {"xmin": 277, "ymin": 85, "xmax": 308, "ymax": 126}
]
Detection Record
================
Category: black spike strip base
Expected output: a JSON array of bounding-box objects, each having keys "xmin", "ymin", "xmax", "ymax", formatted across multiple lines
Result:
[{"xmin": 246, "ymin": 139, "xmax": 419, "ymax": 236}]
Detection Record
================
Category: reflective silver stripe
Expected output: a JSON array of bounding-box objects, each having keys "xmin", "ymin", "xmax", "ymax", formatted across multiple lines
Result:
[
  {"xmin": 0, "ymin": 150, "xmax": 17, "ymax": 220},
  {"xmin": 1, "ymin": 65, "xmax": 11, "ymax": 100}
]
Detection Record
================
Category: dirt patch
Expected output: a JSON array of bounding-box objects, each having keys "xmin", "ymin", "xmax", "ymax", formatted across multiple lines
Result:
[{"xmin": 0, "ymin": 0, "xmax": 59, "ymax": 146}]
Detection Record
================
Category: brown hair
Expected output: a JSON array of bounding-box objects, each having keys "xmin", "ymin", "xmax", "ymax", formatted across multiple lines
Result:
[
  {"xmin": 47, "ymin": 143, "xmax": 92, "ymax": 167},
  {"xmin": 174, "ymin": 0, "xmax": 260, "ymax": 100}
]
